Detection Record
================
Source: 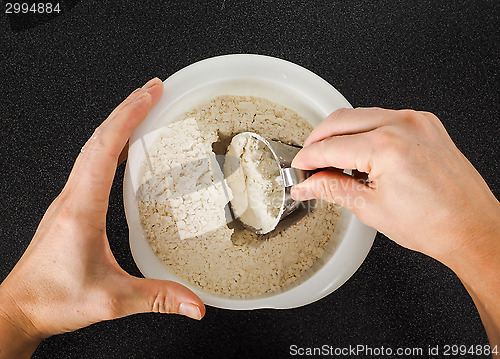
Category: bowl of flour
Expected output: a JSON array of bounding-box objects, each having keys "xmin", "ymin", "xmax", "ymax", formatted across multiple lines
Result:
[{"xmin": 124, "ymin": 54, "xmax": 377, "ymax": 309}]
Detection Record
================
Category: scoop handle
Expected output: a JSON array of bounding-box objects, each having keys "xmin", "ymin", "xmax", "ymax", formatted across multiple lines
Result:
[{"xmin": 281, "ymin": 167, "xmax": 344, "ymax": 187}]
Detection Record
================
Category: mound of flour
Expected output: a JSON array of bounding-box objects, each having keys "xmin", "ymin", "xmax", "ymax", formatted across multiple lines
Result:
[{"xmin": 136, "ymin": 118, "xmax": 232, "ymax": 240}]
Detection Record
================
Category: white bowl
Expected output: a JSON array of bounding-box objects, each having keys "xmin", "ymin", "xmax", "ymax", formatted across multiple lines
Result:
[{"xmin": 124, "ymin": 54, "xmax": 376, "ymax": 310}]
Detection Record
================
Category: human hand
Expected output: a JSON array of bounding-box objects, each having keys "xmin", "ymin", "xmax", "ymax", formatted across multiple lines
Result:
[
  {"xmin": 291, "ymin": 108, "xmax": 500, "ymax": 262},
  {"xmin": 290, "ymin": 108, "xmax": 500, "ymax": 350},
  {"xmin": 0, "ymin": 78, "xmax": 205, "ymax": 357}
]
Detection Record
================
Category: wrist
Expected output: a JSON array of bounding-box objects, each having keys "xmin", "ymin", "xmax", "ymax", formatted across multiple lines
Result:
[
  {"xmin": 438, "ymin": 216, "xmax": 500, "ymax": 285},
  {"xmin": 432, "ymin": 196, "xmax": 500, "ymax": 272},
  {"xmin": 438, "ymin": 210, "xmax": 500, "ymax": 349},
  {"xmin": 0, "ymin": 285, "xmax": 44, "ymax": 357}
]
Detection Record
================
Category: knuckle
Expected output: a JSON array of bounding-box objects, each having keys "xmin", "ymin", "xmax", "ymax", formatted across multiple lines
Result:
[
  {"xmin": 94, "ymin": 283, "xmax": 125, "ymax": 319},
  {"xmin": 327, "ymin": 107, "xmax": 348, "ymax": 123},
  {"xmin": 49, "ymin": 200, "xmax": 79, "ymax": 233},
  {"xmin": 316, "ymin": 139, "xmax": 334, "ymax": 166},
  {"xmin": 93, "ymin": 131, "xmax": 108, "ymax": 152},
  {"xmin": 409, "ymin": 111, "xmax": 443, "ymax": 139},
  {"xmin": 420, "ymin": 110, "xmax": 437, "ymax": 120},
  {"xmin": 104, "ymin": 296, "xmax": 123, "ymax": 318},
  {"xmin": 371, "ymin": 128, "xmax": 407, "ymax": 163},
  {"xmin": 56, "ymin": 200, "xmax": 77, "ymax": 222},
  {"xmin": 90, "ymin": 133, "xmax": 119, "ymax": 160},
  {"xmin": 370, "ymin": 127, "xmax": 394, "ymax": 148},
  {"xmin": 91, "ymin": 126, "xmax": 103, "ymax": 141},
  {"xmin": 120, "ymin": 114, "xmax": 138, "ymax": 134},
  {"xmin": 116, "ymin": 95, "xmax": 151, "ymax": 136},
  {"xmin": 314, "ymin": 177, "xmax": 338, "ymax": 203},
  {"xmin": 126, "ymin": 87, "xmax": 142, "ymax": 101},
  {"xmin": 94, "ymin": 288, "xmax": 122, "ymax": 319},
  {"xmin": 420, "ymin": 111, "xmax": 443, "ymax": 129},
  {"xmin": 55, "ymin": 187, "xmax": 71, "ymax": 203},
  {"xmin": 151, "ymin": 291, "xmax": 175, "ymax": 314},
  {"xmin": 397, "ymin": 109, "xmax": 420, "ymax": 126},
  {"xmin": 332, "ymin": 107, "xmax": 348, "ymax": 117},
  {"xmin": 398, "ymin": 109, "xmax": 438, "ymax": 134}
]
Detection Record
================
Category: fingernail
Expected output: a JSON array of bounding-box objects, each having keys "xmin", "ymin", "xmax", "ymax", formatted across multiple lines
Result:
[
  {"xmin": 179, "ymin": 303, "xmax": 202, "ymax": 320},
  {"xmin": 142, "ymin": 77, "xmax": 161, "ymax": 90},
  {"xmin": 291, "ymin": 156, "xmax": 304, "ymax": 168},
  {"xmin": 291, "ymin": 186, "xmax": 314, "ymax": 201}
]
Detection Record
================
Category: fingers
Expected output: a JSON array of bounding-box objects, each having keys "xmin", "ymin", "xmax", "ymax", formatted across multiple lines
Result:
[
  {"xmin": 303, "ymin": 108, "xmax": 393, "ymax": 147},
  {"xmin": 292, "ymin": 131, "xmax": 375, "ymax": 174},
  {"xmin": 102, "ymin": 78, "xmax": 163, "ymax": 129},
  {"xmin": 290, "ymin": 170, "xmax": 373, "ymax": 215},
  {"xmin": 114, "ymin": 276, "xmax": 205, "ymax": 321},
  {"xmin": 65, "ymin": 78, "xmax": 163, "ymax": 219}
]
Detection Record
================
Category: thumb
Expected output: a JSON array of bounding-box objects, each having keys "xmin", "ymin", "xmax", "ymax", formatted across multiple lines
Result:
[
  {"xmin": 290, "ymin": 170, "xmax": 372, "ymax": 213},
  {"xmin": 111, "ymin": 276, "xmax": 206, "ymax": 320}
]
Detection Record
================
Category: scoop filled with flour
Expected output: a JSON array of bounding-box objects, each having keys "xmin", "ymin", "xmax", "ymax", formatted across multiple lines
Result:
[{"xmin": 224, "ymin": 133, "xmax": 284, "ymax": 234}]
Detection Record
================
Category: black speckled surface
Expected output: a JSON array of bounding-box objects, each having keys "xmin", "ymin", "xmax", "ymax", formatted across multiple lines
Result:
[{"xmin": 1, "ymin": 1, "xmax": 499, "ymax": 358}]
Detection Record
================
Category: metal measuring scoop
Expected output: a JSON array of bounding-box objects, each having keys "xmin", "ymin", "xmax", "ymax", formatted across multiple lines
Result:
[{"xmin": 224, "ymin": 132, "xmax": 316, "ymax": 235}]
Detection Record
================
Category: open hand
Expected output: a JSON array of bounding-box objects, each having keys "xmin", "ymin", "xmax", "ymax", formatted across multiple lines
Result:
[{"xmin": 0, "ymin": 78, "xmax": 205, "ymax": 357}]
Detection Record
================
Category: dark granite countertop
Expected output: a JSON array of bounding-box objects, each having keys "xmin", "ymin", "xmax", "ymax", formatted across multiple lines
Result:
[{"xmin": 1, "ymin": 1, "xmax": 498, "ymax": 358}]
